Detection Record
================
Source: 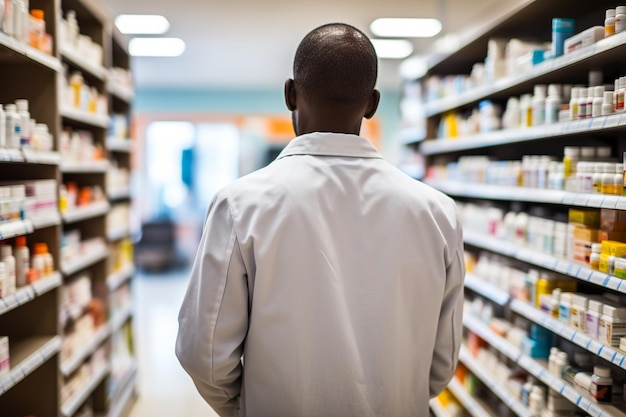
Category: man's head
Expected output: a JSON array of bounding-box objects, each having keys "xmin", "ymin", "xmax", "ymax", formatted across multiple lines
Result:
[{"xmin": 285, "ymin": 23, "xmax": 380, "ymax": 136}]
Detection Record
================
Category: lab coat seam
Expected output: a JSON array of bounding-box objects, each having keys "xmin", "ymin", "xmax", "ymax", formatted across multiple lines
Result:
[{"xmin": 208, "ymin": 198, "xmax": 240, "ymax": 390}]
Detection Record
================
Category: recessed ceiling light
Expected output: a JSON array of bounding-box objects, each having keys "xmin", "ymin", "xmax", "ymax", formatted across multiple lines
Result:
[
  {"xmin": 370, "ymin": 18, "xmax": 442, "ymax": 38},
  {"xmin": 115, "ymin": 14, "xmax": 170, "ymax": 35},
  {"xmin": 371, "ymin": 39, "xmax": 414, "ymax": 59},
  {"xmin": 129, "ymin": 38, "xmax": 186, "ymax": 57}
]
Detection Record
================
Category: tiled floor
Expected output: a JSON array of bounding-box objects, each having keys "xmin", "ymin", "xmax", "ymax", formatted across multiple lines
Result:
[{"xmin": 128, "ymin": 267, "xmax": 219, "ymax": 417}]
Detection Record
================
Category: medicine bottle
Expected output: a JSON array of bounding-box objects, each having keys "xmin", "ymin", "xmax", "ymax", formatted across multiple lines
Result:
[
  {"xmin": 592, "ymin": 163, "xmax": 604, "ymax": 193},
  {"xmin": 14, "ymin": 235, "xmax": 29, "ymax": 288},
  {"xmin": 590, "ymin": 366, "xmax": 613, "ymax": 402},
  {"xmin": 586, "ymin": 299, "xmax": 604, "ymax": 339},
  {"xmin": 570, "ymin": 294, "xmax": 588, "ymax": 331},
  {"xmin": 529, "ymin": 385, "xmax": 545, "ymax": 416},
  {"xmin": 601, "ymin": 163, "xmax": 615, "ymax": 194},
  {"xmin": 592, "ymin": 86, "xmax": 604, "ymax": 118},
  {"xmin": 0, "ymin": 245, "xmax": 15, "ymax": 296},
  {"xmin": 569, "ymin": 87, "xmax": 579, "ymax": 120},
  {"xmin": 614, "ymin": 163, "xmax": 623, "ymax": 195},
  {"xmin": 578, "ymin": 87, "xmax": 588, "ymax": 119},
  {"xmin": 606, "ymin": 9, "xmax": 616, "ymax": 37},
  {"xmin": 520, "ymin": 94, "xmax": 533, "ymax": 127},
  {"xmin": 603, "ymin": 91, "xmax": 615, "ymax": 115},
  {"xmin": 554, "ymin": 351, "xmax": 568, "ymax": 378},
  {"xmin": 545, "ymin": 84, "xmax": 562, "ymax": 124},
  {"xmin": 616, "ymin": 6, "xmax": 626, "ymax": 33},
  {"xmin": 559, "ymin": 292, "xmax": 572, "ymax": 324},
  {"xmin": 599, "ymin": 304, "xmax": 626, "ymax": 346},
  {"xmin": 532, "ymin": 85, "xmax": 547, "ymax": 126}
]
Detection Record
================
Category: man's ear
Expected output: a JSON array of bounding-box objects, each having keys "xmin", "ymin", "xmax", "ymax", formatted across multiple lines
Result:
[
  {"xmin": 284, "ymin": 79, "xmax": 297, "ymax": 111},
  {"xmin": 364, "ymin": 89, "xmax": 381, "ymax": 119}
]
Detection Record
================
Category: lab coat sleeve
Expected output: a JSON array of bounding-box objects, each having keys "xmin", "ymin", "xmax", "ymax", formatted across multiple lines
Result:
[
  {"xmin": 176, "ymin": 194, "xmax": 249, "ymax": 417},
  {"xmin": 429, "ymin": 217, "xmax": 465, "ymax": 398}
]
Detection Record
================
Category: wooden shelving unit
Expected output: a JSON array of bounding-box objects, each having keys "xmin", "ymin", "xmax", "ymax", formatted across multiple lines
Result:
[{"xmin": 0, "ymin": 0, "xmax": 136, "ymax": 415}]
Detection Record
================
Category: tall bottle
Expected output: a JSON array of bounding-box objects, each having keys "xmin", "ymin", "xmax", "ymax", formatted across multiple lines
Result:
[
  {"xmin": 592, "ymin": 86, "xmax": 605, "ymax": 118},
  {"xmin": 578, "ymin": 87, "xmax": 588, "ymax": 119},
  {"xmin": 569, "ymin": 87, "xmax": 579, "ymax": 120},
  {"xmin": 14, "ymin": 236, "xmax": 29, "ymax": 288},
  {"xmin": 545, "ymin": 84, "xmax": 562, "ymax": 124},
  {"xmin": 532, "ymin": 85, "xmax": 547, "ymax": 126},
  {"xmin": 0, "ymin": 245, "xmax": 16, "ymax": 296},
  {"xmin": 3, "ymin": 104, "xmax": 19, "ymax": 149},
  {"xmin": 15, "ymin": 99, "xmax": 30, "ymax": 148}
]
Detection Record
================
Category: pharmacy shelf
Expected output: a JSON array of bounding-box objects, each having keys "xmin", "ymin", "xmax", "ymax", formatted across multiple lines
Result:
[
  {"xmin": 60, "ymin": 45, "xmax": 107, "ymax": 80},
  {"xmin": 458, "ymin": 346, "xmax": 532, "ymax": 417},
  {"xmin": 447, "ymin": 377, "xmax": 493, "ymax": 417},
  {"xmin": 423, "ymin": 31, "xmax": 626, "ymax": 118},
  {"xmin": 0, "ymin": 272, "xmax": 62, "ymax": 317},
  {"xmin": 427, "ymin": 180, "xmax": 626, "ymax": 210},
  {"xmin": 399, "ymin": 125, "xmax": 426, "ymax": 145},
  {"xmin": 107, "ymin": 265, "xmax": 134, "ymax": 292},
  {"xmin": 0, "ymin": 336, "xmax": 62, "ymax": 396},
  {"xmin": 429, "ymin": 398, "xmax": 452, "ymax": 417},
  {"xmin": 0, "ymin": 219, "xmax": 33, "ymax": 241},
  {"xmin": 107, "ymin": 82, "xmax": 134, "ymax": 103},
  {"xmin": 60, "ymin": 159, "xmax": 110, "ymax": 173},
  {"xmin": 21, "ymin": 149, "xmax": 62, "ymax": 165},
  {"xmin": 60, "ymin": 325, "xmax": 110, "ymax": 377},
  {"xmin": 61, "ymin": 242, "xmax": 108, "ymax": 277},
  {"xmin": 0, "ymin": 31, "xmax": 62, "ymax": 72},
  {"xmin": 0, "ymin": 149, "xmax": 25, "ymax": 163},
  {"xmin": 464, "ymin": 230, "xmax": 626, "ymax": 295},
  {"xmin": 30, "ymin": 211, "xmax": 62, "ymax": 230},
  {"xmin": 107, "ymin": 188, "xmax": 131, "ymax": 201},
  {"xmin": 464, "ymin": 314, "xmax": 626, "ymax": 417},
  {"xmin": 510, "ymin": 299, "xmax": 626, "ymax": 370},
  {"xmin": 61, "ymin": 364, "xmax": 110, "ymax": 417},
  {"xmin": 421, "ymin": 114, "xmax": 626, "ymax": 154},
  {"xmin": 110, "ymin": 305, "xmax": 133, "ymax": 334},
  {"xmin": 106, "ymin": 138, "xmax": 132, "ymax": 153},
  {"xmin": 62, "ymin": 201, "xmax": 110, "ymax": 224},
  {"xmin": 107, "ymin": 226, "xmax": 130, "ymax": 242},
  {"xmin": 107, "ymin": 363, "xmax": 137, "ymax": 417},
  {"xmin": 60, "ymin": 107, "xmax": 110, "ymax": 129},
  {"xmin": 464, "ymin": 273, "xmax": 510, "ymax": 306}
]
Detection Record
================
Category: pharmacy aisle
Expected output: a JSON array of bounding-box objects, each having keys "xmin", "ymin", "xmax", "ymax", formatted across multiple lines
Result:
[{"xmin": 128, "ymin": 269, "xmax": 217, "ymax": 417}]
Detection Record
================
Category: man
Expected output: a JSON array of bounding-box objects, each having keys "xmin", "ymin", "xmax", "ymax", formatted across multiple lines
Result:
[{"xmin": 176, "ymin": 23, "xmax": 464, "ymax": 417}]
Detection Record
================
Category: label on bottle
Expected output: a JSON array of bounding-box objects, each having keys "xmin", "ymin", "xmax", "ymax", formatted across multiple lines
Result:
[{"xmin": 591, "ymin": 380, "xmax": 613, "ymax": 402}]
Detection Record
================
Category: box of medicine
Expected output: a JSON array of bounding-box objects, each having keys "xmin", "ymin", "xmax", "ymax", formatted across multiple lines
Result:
[
  {"xmin": 573, "ymin": 226, "xmax": 599, "ymax": 242},
  {"xmin": 598, "ymin": 231, "xmax": 626, "ymax": 243},
  {"xmin": 564, "ymin": 26, "xmax": 605, "ymax": 54},
  {"xmin": 569, "ymin": 209, "xmax": 600, "ymax": 227},
  {"xmin": 600, "ymin": 209, "xmax": 626, "ymax": 232},
  {"xmin": 0, "ymin": 336, "xmax": 9, "ymax": 378}
]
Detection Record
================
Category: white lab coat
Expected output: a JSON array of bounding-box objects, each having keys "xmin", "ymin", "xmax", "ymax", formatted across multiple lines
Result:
[{"xmin": 176, "ymin": 132, "xmax": 465, "ymax": 417}]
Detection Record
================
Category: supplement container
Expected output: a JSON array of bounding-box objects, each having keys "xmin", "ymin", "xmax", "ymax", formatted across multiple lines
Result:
[
  {"xmin": 559, "ymin": 292, "xmax": 573, "ymax": 323},
  {"xmin": 599, "ymin": 304, "xmax": 626, "ymax": 346},
  {"xmin": 590, "ymin": 366, "xmax": 612, "ymax": 402},
  {"xmin": 570, "ymin": 294, "xmax": 588, "ymax": 331},
  {"xmin": 616, "ymin": 6, "xmax": 626, "ymax": 33},
  {"xmin": 529, "ymin": 385, "xmax": 546, "ymax": 416},
  {"xmin": 614, "ymin": 257, "xmax": 626, "ymax": 278},
  {"xmin": 585, "ymin": 299, "xmax": 603, "ymax": 339},
  {"xmin": 552, "ymin": 18, "xmax": 575, "ymax": 57},
  {"xmin": 606, "ymin": 9, "xmax": 616, "ymax": 37}
]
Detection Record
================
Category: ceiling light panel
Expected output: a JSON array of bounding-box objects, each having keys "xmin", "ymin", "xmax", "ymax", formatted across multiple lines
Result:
[
  {"xmin": 129, "ymin": 38, "xmax": 186, "ymax": 57},
  {"xmin": 371, "ymin": 39, "xmax": 414, "ymax": 59},
  {"xmin": 370, "ymin": 18, "xmax": 442, "ymax": 38},
  {"xmin": 115, "ymin": 14, "xmax": 170, "ymax": 35}
]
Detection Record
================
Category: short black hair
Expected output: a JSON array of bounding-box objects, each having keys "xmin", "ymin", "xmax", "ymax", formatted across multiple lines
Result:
[{"xmin": 293, "ymin": 23, "xmax": 378, "ymax": 107}]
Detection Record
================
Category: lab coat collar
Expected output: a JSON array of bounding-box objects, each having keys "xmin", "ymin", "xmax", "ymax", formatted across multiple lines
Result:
[{"xmin": 276, "ymin": 132, "xmax": 383, "ymax": 160}]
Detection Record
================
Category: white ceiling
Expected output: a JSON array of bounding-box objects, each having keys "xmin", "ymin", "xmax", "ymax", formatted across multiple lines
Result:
[{"xmin": 101, "ymin": 0, "xmax": 519, "ymax": 90}]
